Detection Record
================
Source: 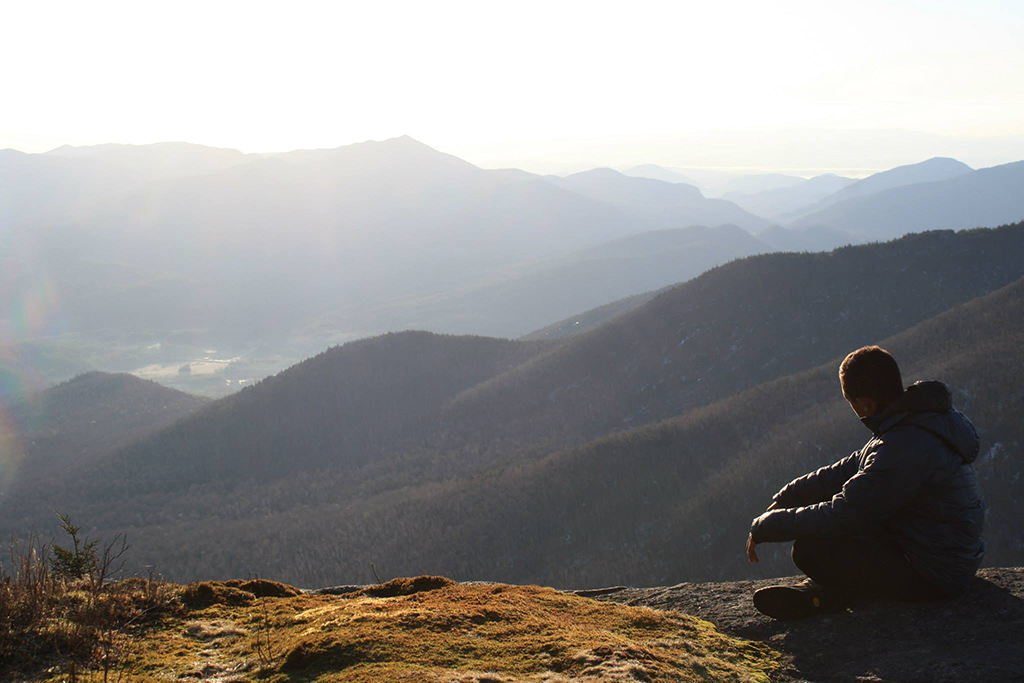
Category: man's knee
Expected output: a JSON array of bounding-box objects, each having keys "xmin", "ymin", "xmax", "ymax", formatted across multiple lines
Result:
[{"xmin": 791, "ymin": 537, "xmax": 830, "ymax": 576}]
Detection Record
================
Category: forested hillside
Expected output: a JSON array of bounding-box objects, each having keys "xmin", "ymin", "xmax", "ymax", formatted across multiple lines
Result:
[
  {"xmin": 433, "ymin": 225, "xmax": 1024, "ymax": 455},
  {"xmin": 11, "ymin": 333, "xmax": 548, "ymax": 498},
  {"xmin": 117, "ymin": 270, "xmax": 1020, "ymax": 588},
  {"xmin": 0, "ymin": 372, "xmax": 205, "ymax": 488},
  {"xmin": 5, "ymin": 224, "xmax": 1023, "ymax": 587},
  {"xmin": 373, "ymin": 272, "xmax": 1024, "ymax": 588}
]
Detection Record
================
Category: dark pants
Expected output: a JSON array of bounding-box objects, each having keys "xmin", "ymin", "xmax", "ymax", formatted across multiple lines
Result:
[{"xmin": 792, "ymin": 536, "xmax": 944, "ymax": 605}]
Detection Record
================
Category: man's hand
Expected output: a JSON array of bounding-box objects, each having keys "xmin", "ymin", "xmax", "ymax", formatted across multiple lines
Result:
[{"xmin": 746, "ymin": 533, "xmax": 759, "ymax": 563}]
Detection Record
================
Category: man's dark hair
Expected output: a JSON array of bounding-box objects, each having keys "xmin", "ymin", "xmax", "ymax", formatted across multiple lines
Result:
[{"xmin": 839, "ymin": 345, "xmax": 904, "ymax": 404}]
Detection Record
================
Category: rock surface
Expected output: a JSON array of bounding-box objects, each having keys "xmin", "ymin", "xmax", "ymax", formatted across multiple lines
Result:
[{"xmin": 585, "ymin": 568, "xmax": 1024, "ymax": 682}]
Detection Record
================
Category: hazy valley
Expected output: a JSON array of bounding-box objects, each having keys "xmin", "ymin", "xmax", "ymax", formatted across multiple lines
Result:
[{"xmin": 6, "ymin": 139, "xmax": 1024, "ymax": 400}]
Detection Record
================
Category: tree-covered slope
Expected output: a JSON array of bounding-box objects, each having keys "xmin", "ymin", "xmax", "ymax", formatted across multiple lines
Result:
[
  {"xmin": 285, "ymin": 271, "xmax": 1024, "ymax": 589},
  {"xmin": 433, "ymin": 224, "xmax": 1024, "ymax": 459},
  {"xmin": 8, "ymin": 225, "xmax": 1024, "ymax": 587},
  {"xmin": 1, "ymin": 372, "xmax": 206, "ymax": 488}
]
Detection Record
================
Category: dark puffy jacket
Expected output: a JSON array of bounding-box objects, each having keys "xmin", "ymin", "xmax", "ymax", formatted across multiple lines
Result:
[{"xmin": 750, "ymin": 380, "xmax": 985, "ymax": 596}]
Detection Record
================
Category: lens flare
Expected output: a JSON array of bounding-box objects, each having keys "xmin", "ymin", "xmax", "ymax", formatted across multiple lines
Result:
[
  {"xmin": 4, "ymin": 271, "xmax": 68, "ymax": 340},
  {"xmin": 0, "ymin": 402, "xmax": 24, "ymax": 496},
  {"xmin": 0, "ymin": 259, "xmax": 66, "ymax": 494}
]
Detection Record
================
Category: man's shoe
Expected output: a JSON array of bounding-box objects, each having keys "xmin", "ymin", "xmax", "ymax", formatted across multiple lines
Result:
[{"xmin": 753, "ymin": 580, "xmax": 839, "ymax": 620}]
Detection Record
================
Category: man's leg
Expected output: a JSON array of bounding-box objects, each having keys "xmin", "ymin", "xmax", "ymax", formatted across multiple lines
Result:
[
  {"xmin": 754, "ymin": 536, "xmax": 942, "ymax": 620},
  {"xmin": 791, "ymin": 536, "xmax": 943, "ymax": 604}
]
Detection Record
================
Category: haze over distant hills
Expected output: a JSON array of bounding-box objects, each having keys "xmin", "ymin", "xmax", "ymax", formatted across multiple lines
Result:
[
  {"xmin": 622, "ymin": 164, "xmax": 779, "ymax": 197},
  {"xmin": 790, "ymin": 160, "xmax": 1024, "ymax": 239},
  {"xmin": 720, "ymin": 172, "xmax": 805, "ymax": 195},
  {"xmin": 785, "ymin": 156, "xmax": 973, "ymax": 221},
  {"xmin": 3, "ymin": 137, "xmax": 1023, "ymax": 400},
  {"xmin": 547, "ymin": 169, "xmax": 769, "ymax": 232},
  {"xmin": 302, "ymin": 224, "xmax": 773, "ymax": 340},
  {"xmin": 0, "ymin": 137, "xmax": 776, "ymax": 396},
  {"xmin": 621, "ymin": 164, "xmax": 696, "ymax": 185},
  {"xmin": 725, "ymin": 174, "xmax": 856, "ymax": 221}
]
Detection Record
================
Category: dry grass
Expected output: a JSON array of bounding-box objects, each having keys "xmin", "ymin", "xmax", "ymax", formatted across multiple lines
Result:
[
  {"xmin": 0, "ymin": 537, "xmax": 178, "ymax": 682},
  {"xmin": 102, "ymin": 576, "xmax": 778, "ymax": 683},
  {"xmin": 3, "ymin": 565, "xmax": 777, "ymax": 682}
]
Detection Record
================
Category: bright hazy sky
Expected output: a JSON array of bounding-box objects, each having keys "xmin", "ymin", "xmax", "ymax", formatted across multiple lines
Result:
[{"xmin": 3, "ymin": 0, "xmax": 1023, "ymax": 172}]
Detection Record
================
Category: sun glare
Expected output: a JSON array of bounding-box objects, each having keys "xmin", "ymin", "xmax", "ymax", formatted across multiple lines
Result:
[{"xmin": 1, "ymin": 0, "xmax": 1021, "ymax": 164}]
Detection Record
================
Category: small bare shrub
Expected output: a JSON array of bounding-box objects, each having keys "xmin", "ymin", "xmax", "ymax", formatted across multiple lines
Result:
[{"xmin": 1, "ymin": 514, "xmax": 171, "ymax": 682}]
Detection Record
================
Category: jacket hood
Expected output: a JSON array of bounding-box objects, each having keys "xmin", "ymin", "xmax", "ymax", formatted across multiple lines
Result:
[{"xmin": 862, "ymin": 381, "xmax": 980, "ymax": 463}]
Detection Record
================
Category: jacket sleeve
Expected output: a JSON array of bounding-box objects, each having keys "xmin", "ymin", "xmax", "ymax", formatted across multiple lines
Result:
[
  {"xmin": 752, "ymin": 429, "xmax": 928, "ymax": 543},
  {"xmin": 771, "ymin": 452, "xmax": 860, "ymax": 509}
]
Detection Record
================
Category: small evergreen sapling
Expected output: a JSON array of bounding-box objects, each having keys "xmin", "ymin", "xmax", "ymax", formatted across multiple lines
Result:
[
  {"xmin": 50, "ymin": 512, "xmax": 99, "ymax": 582},
  {"xmin": 49, "ymin": 512, "xmax": 130, "ymax": 592}
]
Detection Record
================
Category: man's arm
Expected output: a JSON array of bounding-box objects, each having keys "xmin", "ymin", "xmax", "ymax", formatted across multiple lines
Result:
[
  {"xmin": 751, "ymin": 430, "xmax": 928, "ymax": 543},
  {"xmin": 771, "ymin": 452, "xmax": 860, "ymax": 509}
]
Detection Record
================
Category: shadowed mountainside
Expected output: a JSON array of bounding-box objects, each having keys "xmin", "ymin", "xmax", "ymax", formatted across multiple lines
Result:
[
  {"xmin": 378, "ymin": 271, "xmax": 1024, "ymax": 588},
  {"xmin": 147, "ymin": 265, "xmax": 1020, "ymax": 588},
  {"xmin": 521, "ymin": 289, "xmax": 666, "ymax": 341},
  {"xmin": 70, "ymin": 333, "xmax": 548, "ymax": 490},
  {"xmin": 5, "ymin": 224, "xmax": 1024, "ymax": 586},
  {"xmin": 0, "ymin": 372, "xmax": 206, "ymax": 486},
  {"xmin": 433, "ymin": 225, "xmax": 1024, "ymax": 456}
]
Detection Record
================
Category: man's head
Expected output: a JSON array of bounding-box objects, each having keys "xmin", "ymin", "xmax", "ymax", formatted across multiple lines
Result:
[{"xmin": 839, "ymin": 345, "xmax": 903, "ymax": 418}]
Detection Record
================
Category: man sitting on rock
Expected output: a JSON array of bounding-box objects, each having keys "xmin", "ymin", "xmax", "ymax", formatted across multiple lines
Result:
[{"xmin": 745, "ymin": 345, "xmax": 985, "ymax": 620}]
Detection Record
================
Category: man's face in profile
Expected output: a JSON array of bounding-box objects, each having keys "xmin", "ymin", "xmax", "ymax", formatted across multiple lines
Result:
[{"xmin": 844, "ymin": 390, "xmax": 877, "ymax": 419}]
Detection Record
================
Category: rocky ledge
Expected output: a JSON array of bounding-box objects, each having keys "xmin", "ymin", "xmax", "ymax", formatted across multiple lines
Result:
[{"xmin": 581, "ymin": 567, "xmax": 1024, "ymax": 682}]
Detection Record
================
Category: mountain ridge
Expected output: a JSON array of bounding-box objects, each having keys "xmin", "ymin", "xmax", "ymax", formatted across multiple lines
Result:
[
  {"xmin": 781, "ymin": 156, "xmax": 973, "ymax": 222},
  {"xmin": 725, "ymin": 173, "xmax": 856, "ymax": 221},
  {"xmin": 0, "ymin": 371, "xmax": 206, "ymax": 489},
  {"xmin": 789, "ymin": 160, "xmax": 1024, "ymax": 238}
]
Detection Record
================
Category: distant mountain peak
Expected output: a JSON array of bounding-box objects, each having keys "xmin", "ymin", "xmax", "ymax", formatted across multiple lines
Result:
[
  {"xmin": 569, "ymin": 167, "xmax": 626, "ymax": 179},
  {"xmin": 782, "ymin": 155, "xmax": 976, "ymax": 226},
  {"xmin": 919, "ymin": 156, "xmax": 972, "ymax": 168},
  {"xmin": 310, "ymin": 134, "xmax": 469, "ymax": 166},
  {"xmin": 866, "ymin": 156, "xmax": 972, "ymax": 178},
  {"xmin": 789, "ymin": 159, "xmax": 1022, "ymax": 237},
  {"xmin": 377, "ymin": 134, "xmax": 427, "ymax": 146},
  {"xmin": 357, "ymin": 134, "xmax": 437, "ymax": 152}
]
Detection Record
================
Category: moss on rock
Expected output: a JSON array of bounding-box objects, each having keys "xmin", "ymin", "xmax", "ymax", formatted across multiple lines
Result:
[
  {"xmin": 180, "ymin": 581, "xmax": 256, "ymax": 608},
  {"xmin": 117, "ymin": 575, "xmax": 779, "ymax": 682}
]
